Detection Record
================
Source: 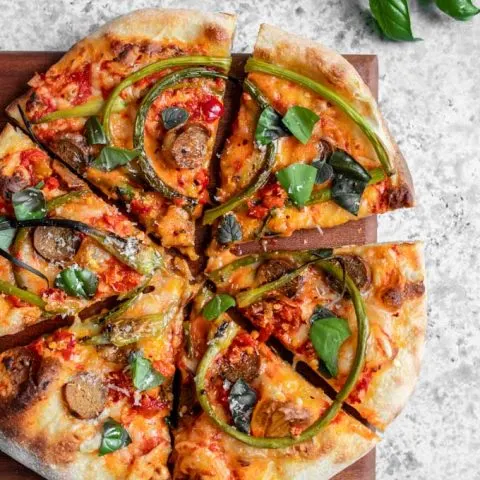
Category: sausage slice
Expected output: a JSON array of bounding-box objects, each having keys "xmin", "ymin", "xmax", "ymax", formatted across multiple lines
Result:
[
  {"xmin": 0, "ymin": 169, "xmax": 30, "ymax": 200},
  {"xmin": 162, "ymin": 123, "xmax": 210, "ymax": 169},
  {"xmin": 256, "ymin": 259, "xmax": 302, "ymax": 298},
  {"xmin": 220, "ymin": 347, "xmax": 260, "ymax": 383},
  {"xmin": 326, "ymin": 255, "xmax": 371, "ymax": 294},
  {"xmin": 64, "ymin": 373, "xmax": 106, "ymax": 419},
  {"xmin": 33, "ymin": 226, "xmax": 81, "ymax": 262},
  {"xmin": 50, "ymin": 134, "xmax": 89, "ymax": 171}
]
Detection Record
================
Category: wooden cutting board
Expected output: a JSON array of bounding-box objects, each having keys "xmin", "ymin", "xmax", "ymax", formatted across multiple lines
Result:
[{"xmin": 0, "ymin": 51, "xmax": 377, "ymax": 479}]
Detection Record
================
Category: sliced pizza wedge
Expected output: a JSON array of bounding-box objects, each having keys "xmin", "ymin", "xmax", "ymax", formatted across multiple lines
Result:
[
  {"xmin": 0, "ymin": 263, "xmax": 192, "ymax": 480},
  {"xmin": 203, "ymin": 24, "xmax": 413, "ymax": 250},
  {"xmin": 173, "ymin": 289, "xmax": 378, "ymax": 480},
  {"xmin": 206, "ymin": 242, "xmax": 427, "ymax": 431},
  {"xmin": 7, "ymin": 9, "xmax": 236, "ymax": 260}
]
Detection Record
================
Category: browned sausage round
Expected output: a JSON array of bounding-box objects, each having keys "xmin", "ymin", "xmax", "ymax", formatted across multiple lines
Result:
[
  {"xmin": 64, "ymin": 373, "xmax": 106, "ymax": 419},
  {"xmin": 0, "ymin": 169, "xmax": 30, "ymax": 200},
  {"xmin": 33, "ymin": 226, "xmax": 81, "ymax": 262},
  {"xmin": 0, "ymin": 347, "xmax": 37, "ymax": 401},
  {"xmin": 220, "ymin": 347, "xmax": 260, "ymax": 383},
  {"xmin": 326, "ymin": 255, "xmax": 371, "ymax": 294},
  {"xmin": 256, "ymin": 259, "xmax": 302, "ymax": 298},
  {"xmin": 162, "ymin": 124, "xmax": 210, "ymax": 169},
  {"xmin": 50, "ymin": 134, "xmax": 89, "ymax": 171}
]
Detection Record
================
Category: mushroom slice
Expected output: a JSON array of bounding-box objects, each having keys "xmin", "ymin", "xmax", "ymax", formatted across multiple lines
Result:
[
  {"xmin": 64, "ymin": 373, "xmax": 106, "ymax": 419},
  {"xmin": 33, "ymin": 226, "xmax": 81, "ymax": 262}
]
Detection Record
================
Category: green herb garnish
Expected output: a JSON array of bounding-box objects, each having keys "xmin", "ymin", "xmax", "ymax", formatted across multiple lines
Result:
[
  {"xmin": 99, "ymin": 418, "xmax": 131, "ymax": 456},
  {"xmin": 281, "ymin": 106, "xmax": 319, "ymax": 144},
  {"xmin": 161, "ymin": 107, "xmax": 189, "ymax": 130},
  {"xmin": 217, "ymin": 214, "xmax": 243, "ymax": 244},
  {"xmin": 55, "ymin": 265, "xmax": 98, "ymax": 299},
  {"xmin": 276, "ymin": 163, "xmax": 317, "ymax": 207},
  {"xmin": 85, "ymin": 116, "xmax": 107, "ymax": 145},
  {"xmin": 202, "ymin": 294, "xmax": 236, "ymax": 321},
  {"xmin": 130, "ymin": 351, "xmax": 165, "ymax": 392}
]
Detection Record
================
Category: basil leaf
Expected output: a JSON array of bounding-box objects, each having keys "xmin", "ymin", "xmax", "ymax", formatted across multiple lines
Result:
[
  {"xmin": 369, "ymin": 0, "xmax": 418, "ymax": 41},
  {"xmin": 255, "ymin": 107, "xmax": 290, "ymax": 146},
  {"xmin": 309, "ymin": 316, "xmax": 351, "ymax": 377},
  {"xmin": 85, "ymin": 116, "xmax": 107, "ymax": 145},
  {"xmin": 217, "ymin": 214, "xmax": 242, "ymax": 245},
  {"xmin": 330, "ymin": 174, "xmax": 368, "ymax": 216},
  {"xmin": 312, "ymin": 160, "xmax": 334, "ymax": 184},
  {"xmin": 0, "ymin": 217, "xmax": 16, "ymax": 250},
  {"xmin": 276, "ymin": 163, "xmax": 317, "ymax": 207},
  {"xmin": 202, "ymin": 294, "xmax": 236, "ymax": 321},
  {"xmin": 92, "ymin": 146, "xmax": 139, "ymax": 172},
  {"xmin": 281, "ymin": 106, "xmax": 319, "ymax": 144},
  {"xmin": 12, "ymin": 188, "xmax": 47, "ymax": 221},
  {"xmin": 161, "ymin": 107, "xmax": 189, "ymax": 130},
  {"xmin": 129, "ymin": 351, "xmax": 165, "ymax": 392},
  {"xmin": 435, "ymin": 0, "xmax": 479, "ymax": 20},
  {"xmin": 55, "ymin": 265, "xmax": 98, "ymax": 299},
  {"xmin": 99, "ymin": 418, "xmax": 131, "ymax": 456},
  {"xmin": 228, "ymin": 379, "xmax": 257, "ymax": 434},
  {"xmin": 328, "ymin": 150, "xmax": 371, "ymax": 182}
]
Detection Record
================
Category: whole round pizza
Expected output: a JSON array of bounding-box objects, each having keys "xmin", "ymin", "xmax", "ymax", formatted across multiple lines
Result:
[{"xmin": 0, "ymin": 9, "xmax": 426, "ymax": 480}]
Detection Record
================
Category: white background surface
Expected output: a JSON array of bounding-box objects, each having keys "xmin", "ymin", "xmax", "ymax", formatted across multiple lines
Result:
[{"xmin": 0, "ymin": 1, "xmax": 479, "ymax": 478}]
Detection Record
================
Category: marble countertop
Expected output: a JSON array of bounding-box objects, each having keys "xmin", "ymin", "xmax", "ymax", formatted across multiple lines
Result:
[{"xmin": 0, "ymin": 1, "xmax": 478, "ymax": 478}]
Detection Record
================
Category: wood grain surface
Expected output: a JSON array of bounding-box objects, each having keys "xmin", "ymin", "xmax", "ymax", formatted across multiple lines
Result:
[{"xmin": 0, "ymin": 51, "xmax": 378, "ymax": 480}]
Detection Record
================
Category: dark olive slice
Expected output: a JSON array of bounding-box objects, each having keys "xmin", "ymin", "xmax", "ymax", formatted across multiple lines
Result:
[
  {"xmin": 162, "ymin": 123, "xmax": 210, "ymax": 169},
  {"xmin": 0, "ymin": 169, "xmax": 30, "ymax": 200},
  {"xmin": 50, "ymin": 134, "xmax": 89, "ymax": 172},
  {"xmin": 256, "ymin": 259, "xmax": 302, "ymax": 298},
  {"xmin": 33, "ymin": 226, "xmax": 81, "ymax": 262},
  {"xmin": 220, "ymin": 347, "xmax": 260, "ymax": 384},
  {"xmin": 326, "ymin": 255, "xmax": 371, "ymax": 294},
  {"xmin": 64, "ymin": 373, "xmax": 106, "ymax": 419}
]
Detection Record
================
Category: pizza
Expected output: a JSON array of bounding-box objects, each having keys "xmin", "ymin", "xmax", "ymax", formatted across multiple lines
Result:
[
  {"xmin": 7, "ymin": 9, "xmax": 236, "ymax": 260},
  {"xmin": 0, "ymin": 9, "xmax": 427, "ymax": 480}
]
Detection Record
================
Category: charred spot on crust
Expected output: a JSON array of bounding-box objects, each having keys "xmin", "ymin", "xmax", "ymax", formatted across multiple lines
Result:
[
  {"xmin": 381, "ymin": 287, "xmax": 404, "ymax": 309},
  {"xmin": 256, "ymin": 259, "xmax": 303, "ymax": 298},
  {"xmin": 404, "ymin": 281, "xmax": 425, "ymax": 299},
  {"xmin": 388, "ymin": 184, "xmax": 414, "ymax": 209}
]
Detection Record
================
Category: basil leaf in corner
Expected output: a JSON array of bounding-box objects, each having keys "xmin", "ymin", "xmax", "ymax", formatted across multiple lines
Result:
[
  {"xmin": 92, "ymin": 146, "xmax": 139, "ymax": 172},
  {"xmin": 369, "ymin": 0, "xmax": 419, "ymax": 41},
  {"xmin": 202, "ymin": 293, "xmax": 236, "ymax": 321},
  {"xmin": 217, "ymin": 214, "xmax": 242, "ymax": 245},
  {"xmin": 85, "ymin": 116, "xmax": 107, "ymax": 145},
  {"xmin": 276, "ymin": 163, "xmax": 317, "ymax": 207},
  {"xmin": 328, "ymin": 150, "xmax": 371, "ymax": 182},
  {"xmin": 0, "ymin": 217, "xmax": 16, "ymax": 250},
  {"xmin": 312, "ymin": 160, "xmax": 334, "ymax": 184},
  {"xmin": 99, "ymin": 418, "xmax": 131, "ymax": 456},
  {"xmin": 435, "ymin": 0, "xmax": 479, "ymax": 20},
  {"xmin": 55, "ymin": 265, "xmax": 98, "ymax": 299},
  {"xmin": 129, "ymin": 351, "xmax": 165, "ymax": 392},
  {"xmin": 255, "ymin": 107, "xmax": 290, "ymax": 146},
  {"xmin": 309, "ymin": 315, "xmax": 351, "ymax": 377},
  {"xmin": 161, "ymin": 107, "xmax": 189, "ymax": 130},
  {"xmin": 12, "ymin": 188, "xmax": 47, "ymax": 221},
  {"xmin": 281, "ymin": 106, "xmax": 319, "ymax": 144},
  {"xmin": 228, "ymin": 379, "xmax": 257, "ymax": 434}
]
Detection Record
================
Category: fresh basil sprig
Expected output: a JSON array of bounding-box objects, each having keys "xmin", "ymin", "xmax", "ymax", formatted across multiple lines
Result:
[
  {"xmin": 228, "ymin": 379, "xmax": 257, "ymax": 434},
  {"xmin": 129, "ymin": 351, "xmax": 165, "ymax": 392},
  {"xmin": 309, "ymin": 309, "xmax": 351, "ymax": 378},
  {"xmin": 369, "ymin": 0, "xmax": 418, "ymax": 41},
  {"xmin": 99, "ymin": 418, "xmax": 131, "ymax": 456},
  {"xmin": 92, "ymin": 146, "xmax": 139, "ymax": 172},
  {"xmin": 12, "ymin": 187, "xmax": 47, "ymax": 221},
  {"xmin": 276, "ymin": 163, "xmax": 318, "ymax": 207},
  {"xmin": 217, "ymin": 214, "xmax": 242, "ymax": 245},
  {"xmin": 255, "ymin": 107, "xmax": 290, "ymax": 146},
  {"xmin": 161, "ymin": 107, "xmax": 189, "ymax": 130},
  {"xmin": 202, "ymin": 293, "xmax": 236, "ymax": 321},
  {"xmin": 85, "ymin": 116, "xmax": 107, "ymax": 145},
  {"xmin": 282, "ymin": 106, "xmax": 319, "ymax": 144},
  {"xmin": 55, "ymin": 265, "xmax": 98, "ymax": 299},
  {"xmin": 435, "ymin": 0, "xmax": 479, "ymax": 20}
]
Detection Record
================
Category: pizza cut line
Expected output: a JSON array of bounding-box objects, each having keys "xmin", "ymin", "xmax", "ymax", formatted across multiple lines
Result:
[{"xmin": 0, "ymin": 8, "xmax": 426, "ymax": 480}]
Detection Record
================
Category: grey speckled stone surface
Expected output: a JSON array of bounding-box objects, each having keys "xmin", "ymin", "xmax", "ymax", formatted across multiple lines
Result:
[{"xmin": 0, "ymin": 1, "xmax": 479, "ymax": 478}]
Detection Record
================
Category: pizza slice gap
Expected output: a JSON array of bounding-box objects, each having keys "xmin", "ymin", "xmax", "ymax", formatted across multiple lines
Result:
[
  {"xmin": 0, "ymin": 263, "xmax": 192, "ymax": 480},
  {"xmin": 205, "ymin": 241, "xmax": 427, "ymax": 431},
  {"xmin": 0, "ymin": 123, "xmax": 197, "ymax": 337},
  {"xmin": 203, "ymin": 24, "xmax": 413, "ymax": 254},
  {"xmin": 173, "ymin": 289, "xmax": 378, "ymax": 480},
  {"xmin": 6, "ymin": 9, "xmax": 236, "ymax": 261}
]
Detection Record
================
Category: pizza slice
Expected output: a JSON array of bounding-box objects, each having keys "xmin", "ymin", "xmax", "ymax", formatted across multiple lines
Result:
[
  {"xmin": 0, "ymin": 261, "xmax": 192, "ymax": 480},
  {"xmin": 206, "ymin": 242, "xmax": 427, "ymax": 431},
  {"xmin": 0, "ymin": 123, "xmax": 198, "ymax": 338},
  {"xmin": 7, "ymin": 9, "xmax": 236, "ymax": 260},
  {"xmin": 173, "ymin": 289, "xmax": 378, "ymax": 479},
  {"xmin": 203, "ymin": 24, "xmax": 413, "ymax": 250}
]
